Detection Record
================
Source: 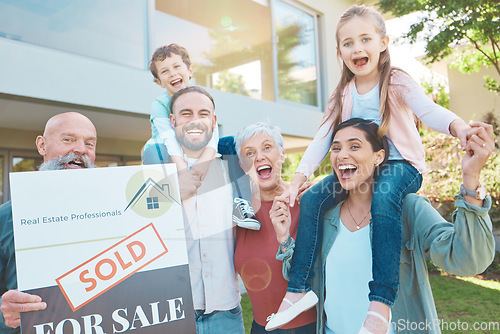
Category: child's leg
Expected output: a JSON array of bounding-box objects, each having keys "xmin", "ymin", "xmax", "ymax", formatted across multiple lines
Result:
[
  {"xmin": 218, "ymin": 136, "xmax": 252, "ymax": 202},
  {"xmin": 142, "ymin": 142, "xmax": 171, "ymax": 165},
  {"xmin": 288, "ymin": 172, "xmax": 345, "ymax": 292},
  {"xmin": 266, "ymin": 173, "xmax": 345, "ymax": 330},
  {"xmin": 369, "ymin": 161, "xmax": 422, "ymax": 305},
  {"xmin": 218, "ymin": 136, "xmax": 258, "ymax": 230}
]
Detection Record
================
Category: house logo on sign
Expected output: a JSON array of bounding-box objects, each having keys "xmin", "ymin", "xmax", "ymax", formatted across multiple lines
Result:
[{"xmin": 125, "ymin": 169, "xmax": 180, "ymax": 218}]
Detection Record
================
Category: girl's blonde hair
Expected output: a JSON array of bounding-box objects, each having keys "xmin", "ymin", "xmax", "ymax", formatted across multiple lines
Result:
[{"xmin": 325, "ymin": 5, "xmax": 405, "ymax": 137}]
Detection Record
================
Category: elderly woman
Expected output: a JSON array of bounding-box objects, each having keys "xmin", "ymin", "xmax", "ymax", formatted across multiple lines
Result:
[
  {"xmin": 267, "ymin": 118, "xmax": 495, "ymax": 334},
  {"xmin": 233, "ymin": 122, "xmax": 317, "ymax": 334}
]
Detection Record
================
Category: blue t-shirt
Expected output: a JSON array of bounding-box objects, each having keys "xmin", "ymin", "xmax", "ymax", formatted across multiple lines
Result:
[
  {"xmin": 351, "ymin": 84, "xmax": 403, "ymax": 160},
  {"xmin": 150, "ymin": 92, "xmax": 172, "ymax": 143}
]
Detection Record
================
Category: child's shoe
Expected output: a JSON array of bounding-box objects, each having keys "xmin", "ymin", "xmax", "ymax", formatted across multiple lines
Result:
[
  {"xmin": 233, "ymin": 198, "xmax": 261, "ymax": 230},
  {"xmin": 359, "ymin": 310, "xmax": 391, "ymax": 334},
  {"xmin": 265, "ymin": 291, "xmax": 318, "ymax": 330}
]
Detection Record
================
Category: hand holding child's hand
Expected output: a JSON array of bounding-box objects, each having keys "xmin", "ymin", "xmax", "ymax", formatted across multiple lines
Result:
[
  {"xmin": 462, "ymin": 122, "xmax": 494, "ymax": 176},
  {"xmin": 191, "ymin": 160, "xmax": 210, "ymax": 181},
  {"xmin": 450, "ymin": 119, "xmax": 471, "ymax": 151},
  {"xmin": 282, "ymin": 185, "xmax": 299, "ymax": 208},
  {"xmin": 296, "ymin": 181, "xmax": 316, "ymax": 203},
  {"xmin": 190, "ymin": 147, "xmax": 216, "ymax": 181},
  {"xmin": 269, "ymin": 195, "xmax": 291, "ymax": 244},
  {"xmin": 286, "ymin": 173, "xmax": 308, "ymax": 207},
  {"xmin": 178, "ymin": 169, "xmax": 203, "ymax": 201}
]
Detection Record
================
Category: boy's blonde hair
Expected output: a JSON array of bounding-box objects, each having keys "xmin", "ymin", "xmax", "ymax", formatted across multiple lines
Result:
[
  {"xmin": 325, "ymin": 5, "xmax": 406, "ymax": 138},
  {"xmin": 149, "ymin": 44, "xmax": 192, "ymax": 80}
]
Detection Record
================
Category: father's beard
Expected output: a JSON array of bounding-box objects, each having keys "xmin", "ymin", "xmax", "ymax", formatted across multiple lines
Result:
[
  {"xmin": 176, "ymin": 122, "xmax": 213, "ymax": 152},
  {"xmin": 39, "ymin": 152, "xmax": 95, "ymax": 171}
]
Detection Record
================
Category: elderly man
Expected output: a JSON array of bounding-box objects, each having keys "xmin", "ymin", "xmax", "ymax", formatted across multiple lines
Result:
[
  {"xmin": 169, "ymin": 86, "xmax": 244, "ymax": 334},
  {"xmin": 0, "ymin": 112, "xmax": 97, "ymax": 333}
]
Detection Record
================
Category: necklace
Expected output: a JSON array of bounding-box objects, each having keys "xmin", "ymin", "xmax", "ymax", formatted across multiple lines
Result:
[{"xmin": 347, "ymin": 200, "xmax": 370, "ymax": 230}]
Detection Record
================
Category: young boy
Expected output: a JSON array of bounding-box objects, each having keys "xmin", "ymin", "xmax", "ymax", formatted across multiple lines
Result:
[{"xmin": 143, "ymin": 44, "xmax": 260, "ymax": 230}]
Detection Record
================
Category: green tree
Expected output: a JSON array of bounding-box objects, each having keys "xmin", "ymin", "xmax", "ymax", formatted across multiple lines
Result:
[
  {"xmin": 420, "ymin": 75, "xmax": 450, "ymax": 109},
  {"xmin": 276, "ymin": 22, "xmax": 302, "ymax": 103},
  {"xmin": 378, "ymin": 0, "xmax": 500, "ymax": 92},
  {"xmin": 213, "ymin": 71, "xmax": 250, "ymax": 96},
  {"xmin": 195, "ymin": 21, "xmax": 309, "ymax": 103}
]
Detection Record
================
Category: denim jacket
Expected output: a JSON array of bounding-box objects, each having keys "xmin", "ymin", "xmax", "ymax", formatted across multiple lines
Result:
[{"xmin": 278, "ymin": 194, "xmax": 495, "ymax": 334}]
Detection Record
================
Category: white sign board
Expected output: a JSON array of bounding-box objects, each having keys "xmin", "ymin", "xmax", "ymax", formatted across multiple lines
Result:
[{"xmin": 10, "ymin": 164, "xmax": 195, "ymax": 333}]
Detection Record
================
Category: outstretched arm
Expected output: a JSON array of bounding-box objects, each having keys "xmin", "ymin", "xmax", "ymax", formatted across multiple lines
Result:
[
  {"xmin": 405, "ymin": 122, "xmax": 495, "ymax": 276},
  {"xmin": 460, "ymin": 122, "xmax": 494, "ymax": 206},
  {"xmin": 288, "ymin": 110, "xmax": 336, "ymax": 206}
]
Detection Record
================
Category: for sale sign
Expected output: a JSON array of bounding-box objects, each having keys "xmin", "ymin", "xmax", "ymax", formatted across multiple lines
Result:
[{"xmin": 10, "ymin": 164, "xmax": 196, "ymax": 333}]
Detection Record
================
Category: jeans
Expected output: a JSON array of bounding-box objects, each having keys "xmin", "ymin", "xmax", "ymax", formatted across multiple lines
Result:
[
  {"xmin": 287, "ymin": 173, "xmax": 346, "ymax": 293},
  {"xmin": 218, "ymin": 136, "xmax": 252, "ymax": 202},
  {"xmin": 287, "ymin": 161, "xmax": 422, "ymax": 307},
  {"xmin": 369, "ymin": 160, "xmax": 422, "ymax": 306},
  {"xmin": 142, "ymin": 142, "xmax": 170, "ymax": 165},
  {"xmin": 250, "ymin": 320, "xmax": 316, "ymax": 334},
  {"xmin": 195, "ymin": 305, "xmax": 245, "ymax": 334},
  {"xmin": 142, "ymin": 137, "xmax": 252, "ymax": 202}
]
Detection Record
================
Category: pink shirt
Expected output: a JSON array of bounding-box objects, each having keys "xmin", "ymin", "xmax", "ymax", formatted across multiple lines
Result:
[{"xmin": 297, "ymin": 70, "xmax": 460, "ymax": 176}]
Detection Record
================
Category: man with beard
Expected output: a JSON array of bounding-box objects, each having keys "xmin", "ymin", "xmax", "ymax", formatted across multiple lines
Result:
[
  {"xmin": 169, "ymin": 86, "xmax": 244, "ymax": 334},
  {"xmin": 0, "ymin": 112, "xmax": 96, "ymax": 333}
]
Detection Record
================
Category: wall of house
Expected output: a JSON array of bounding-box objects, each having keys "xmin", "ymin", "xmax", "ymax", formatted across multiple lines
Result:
[
  {"xmin": 449, "ymin": 66, "xmax": 500, "ymax": 123},
  {"xmin": 0, "ymin": 0, "xmax": 358, "ymax": 203}
]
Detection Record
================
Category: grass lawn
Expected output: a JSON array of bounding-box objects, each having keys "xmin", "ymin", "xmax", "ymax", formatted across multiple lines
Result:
[
  {"xmin": 241, "ymin": 293, "xmax": 253, "ymax": 334},
  {"xmin": 241, "ymin": 274, "xmax": 500, "ymax": 334},
  {"xmin": 429, "ymin": 273, "xmax": 500, "ymax": 333}
]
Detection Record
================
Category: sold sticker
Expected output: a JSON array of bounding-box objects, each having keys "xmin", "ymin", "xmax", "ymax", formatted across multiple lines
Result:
[{"xmin": 56, "ymin": 223, "xmax": 168, "ymax": 311}]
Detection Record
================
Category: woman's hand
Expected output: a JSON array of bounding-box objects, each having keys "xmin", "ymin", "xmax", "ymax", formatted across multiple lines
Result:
[
  {"xmin": 270, "ymin": 195, "xmax": 291, "ymax": 244},
  {"xmin": 461, "ymin": 122, "xmax": 494, "ymax": 206}
]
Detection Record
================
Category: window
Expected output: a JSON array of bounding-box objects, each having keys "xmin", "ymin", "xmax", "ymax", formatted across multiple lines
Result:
[
  {"xmin": 147, "ymin": 197, "xmax": 159, "ymax": 210},
  {"xmin": 152, "ymin": 0, "xmax": 320, "ymax": 107},
  {"xmin": 274, "ymin": 0, "xmax": 319, "ymax": 106},
  {"xmin": 12, "ymin": 156, "xmax": 43, "ymax": 173},
  {"xmin": 0, "ymin": 0, "xmax": 148, "ymax": 69},
  {"xmin": 6, "ymin": 153, "xmax": 43, "ymax": 203}
]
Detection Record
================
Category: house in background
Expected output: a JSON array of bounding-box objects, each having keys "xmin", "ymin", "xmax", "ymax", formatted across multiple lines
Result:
[
  {"xmin": 0, "ymin": 0, "xmax": 361, "ymax": 204},
  {"xmin": 449, "ymin": 66, "xmax": 499, "ymax": 123},
  {"xmin": 424, "ymin": 58, "xmax": 500, "ymax": 123}
]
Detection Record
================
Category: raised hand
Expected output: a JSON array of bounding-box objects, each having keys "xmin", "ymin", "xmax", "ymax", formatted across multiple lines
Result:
[{"xmin": 269, "ymin": 195, "xmax": 292, "ymax": 244}]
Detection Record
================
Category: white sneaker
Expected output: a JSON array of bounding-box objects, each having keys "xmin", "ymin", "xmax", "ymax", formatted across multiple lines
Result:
[{"xmin": 233, "ymin": 198, "xmax": 261, "ymax": 230}]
